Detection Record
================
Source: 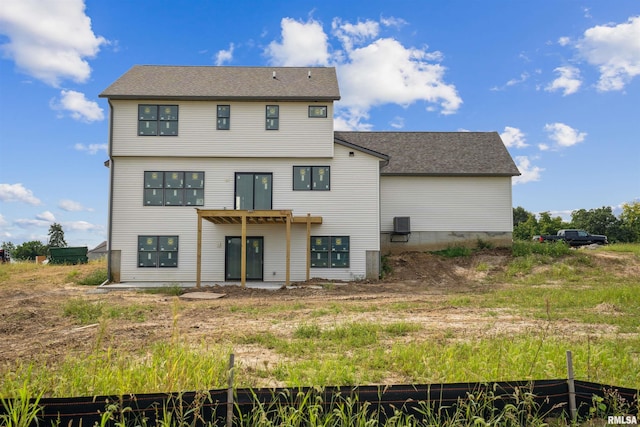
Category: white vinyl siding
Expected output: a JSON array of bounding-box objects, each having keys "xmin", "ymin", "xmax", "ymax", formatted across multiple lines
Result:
[
  {"xmin": 110, "ymin": 144, "xmax": 380, "ymax": 282},
  {"xmin": 110, "ymin": 100, "xmax": 334, "ymax": 158},
  {"xmin": 380, "ymin": 176, "xmax": 513, "ymax": 232}
]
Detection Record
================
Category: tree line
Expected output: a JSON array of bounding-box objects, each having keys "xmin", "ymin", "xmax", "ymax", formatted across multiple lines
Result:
[
  {"xmin": 1, "ymin": 223, "xmax": 67, "ymax": 261},
  {"xmin": 513, "ymin": 202, "xmax": 640, "ymax": 243}
]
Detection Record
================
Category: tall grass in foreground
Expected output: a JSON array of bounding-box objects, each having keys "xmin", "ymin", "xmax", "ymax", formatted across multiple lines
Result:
[{"xmin": 3, "ymin": 384, "xmax": 637, "ymax": 426}]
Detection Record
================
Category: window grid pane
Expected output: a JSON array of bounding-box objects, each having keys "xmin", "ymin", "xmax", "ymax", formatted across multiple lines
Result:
[
  {"xmin": 308, "ymin": 106, "xmax": 327, "ymax": 118},
  {"xmin": 138, "ymin": 104, "xmax": 178, "ymax": 136},
  {"xmin": 217, "ymin": 105, "xmax": 230, "ymax": 130},
  {"xmin": 144, "ymin": 171, "xmax": 203, "ymax": 206},
  {"xmin": 266, "ymin": 105, "xmax": 279, "ymax": 130},
  {"xmin": 138, "ymin": 236, "xmax": 178, "ymax": 268}
]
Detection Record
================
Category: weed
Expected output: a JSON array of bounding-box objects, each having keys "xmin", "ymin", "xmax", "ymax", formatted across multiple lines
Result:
[
  {"xmin": 143, "ymin": 284, "xmax": 183, "ymax": 296},
  {"xmin": 380, "ymin": 254, "xmax": 393, "ymax": 279},
  {"xmin": 431, "ymin": 246, "xmax": 472, "ymax": 258},
  {"xmin": 476, "ymin": 238, "xmax": 494, "ymax": 250},
  {"xmin": 63, "ymin": 298, "xmax": 104, "ymax": 324},
  {"xmin": 0, "ymin": 382, "xmax": 43, "ymax": 427},
  {"xmin": 75, "ymin": 268, "xmax": 108, "ymax": 286}
]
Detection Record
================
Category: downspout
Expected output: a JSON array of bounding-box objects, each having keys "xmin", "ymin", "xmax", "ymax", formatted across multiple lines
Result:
[
  {"xmin": 378, "ymin": 158, "xmax": 389, "ymax": 278},
  {"xmin": 105, "ymin": 99, "xmax": 115, "ymax": 284}
]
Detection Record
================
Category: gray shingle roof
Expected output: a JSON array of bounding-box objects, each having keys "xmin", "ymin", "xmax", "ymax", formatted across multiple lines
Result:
[
  {"xmin": 334, "ymin": 131, "xmax": 521, "ymax": 176},
  {"xmin": 100, "ymin": 65, "xmax": 340, "ymax": 101}
]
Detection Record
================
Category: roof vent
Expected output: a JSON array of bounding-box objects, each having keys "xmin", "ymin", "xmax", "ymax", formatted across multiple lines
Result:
[
  {"xmin": 272, "ymin": 71, "xmax": 276, "ymax": 79},
  {"xmin": 308, "ymin": 70, "xmax": 311, "ymax": 79}
]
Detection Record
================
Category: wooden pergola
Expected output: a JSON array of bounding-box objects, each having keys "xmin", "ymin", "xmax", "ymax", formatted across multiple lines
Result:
[{"xmin": 195, "ymin": 209, "xmax": 322, "ymax": 288}]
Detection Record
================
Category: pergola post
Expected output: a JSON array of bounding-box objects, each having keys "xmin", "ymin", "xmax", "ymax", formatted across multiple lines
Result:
[
  {"xmin": 285, "ymin": 214, "xmax": 291, "ymax": 286},
  {"xmin": 306, "ymin": 213, "xmax": 311, "ymax": 281},
  {"xmin": 196, "ymin": 210, "xmax": 202, "ymax": 288},
  {"xmin": 241, "ymin": 213, "xmax": 247, "ymax": 288}
]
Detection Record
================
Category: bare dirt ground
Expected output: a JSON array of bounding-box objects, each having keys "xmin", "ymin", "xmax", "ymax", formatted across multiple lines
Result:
[{"xmin": 1, "ymin": 249, "xmax": 637, "ymax": 378}]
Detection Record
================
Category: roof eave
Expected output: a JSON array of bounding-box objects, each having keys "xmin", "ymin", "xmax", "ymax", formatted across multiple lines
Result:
[
  {"xmin": 381, "ymin": 172, "xmax": 521, "ymax": 177},
  {"xmin": 334, "ymin": 138, "xmax": 389, "ymax": 161},
  {"xmin": 99, "ymin": 94, "xmax": 341, "ymax": 101}
]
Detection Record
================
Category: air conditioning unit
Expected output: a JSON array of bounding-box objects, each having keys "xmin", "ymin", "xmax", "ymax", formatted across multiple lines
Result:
[{"xmin": 393, "ymin": 217, "xmax": 411, "ymax": 235}]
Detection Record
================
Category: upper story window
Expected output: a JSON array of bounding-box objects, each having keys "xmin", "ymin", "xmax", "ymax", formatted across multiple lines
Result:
[
  {"xmin": 266, "ymin": 105, "xmax": 279, "ymax": 130},
  {"xmin": 217, "ymin": 105, "xmax": 230, "ymax": 130},
  {"xmin": 235, "ymin": 173, "xmax": 272, "ymax": 210},
  {"xmin": 138, "ymin": 105, "xmax": 178, "ymax": 136},
  {"xmin": 144, "ymin": 171, "xmax": 204, "ymax": 206},
  {"xmin": 308, "ymin": 106, "xmax": 327, "ymax": 118},
  {"xmin": 293, "ymin": 166, "xmax": 330, "ymax": 191}
]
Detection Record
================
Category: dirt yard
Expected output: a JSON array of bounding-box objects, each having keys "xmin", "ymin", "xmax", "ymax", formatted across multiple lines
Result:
[{"xmin": 0, "ymin": 248, "xmax": 637, "ymax": 376}]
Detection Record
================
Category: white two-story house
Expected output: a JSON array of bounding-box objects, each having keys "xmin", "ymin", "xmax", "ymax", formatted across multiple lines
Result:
[{"xmin": 100, "ymin": 65, "xmax": 520, "ymax": 286}]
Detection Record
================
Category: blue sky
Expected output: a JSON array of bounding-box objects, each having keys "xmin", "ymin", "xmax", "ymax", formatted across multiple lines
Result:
[{"xmin": 1, "ymin": 0, "xmax": 639, "ymax": 248}]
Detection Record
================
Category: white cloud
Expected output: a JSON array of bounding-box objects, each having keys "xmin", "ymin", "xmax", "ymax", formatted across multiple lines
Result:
[
  {"xmin": 15, "ymin": 211, "xmax": 55, "ymax": 228},
  {"xmin": 380, "ymin": 16, "xmax": 408, "ymax": 29},
  {"xmin": 37, "ymin": 211, "xmax": 56, "ymax": 222},
  {"xmin": 51, "ymin": 90, "xmax": 104, "ymax": 122},
  {"xmin": 215, "ymin": 43, "xmax": 234, "ymax": 66},
  {"xmin": 264, "ymin": 17, "xmax": 461, "ymax": 130},
  {"xmin": 512, "ymin": 156, "xmax": 543, "ymax": 185},
  {"xmin": 59, "ymin": 199, "xmax": 92, "ymax": 212},
  {"xmin": 332, "ymin": 18, "xmax": 380, "ymax": 51},
  {"xmin": 545, "ymin": 66, "xmax": 582, "ymax": 96},
  {"xmin": 0, "ymin": 183, "xmax": 41, "ymax": 205},
  {"xmin": 265, "ymin": 18, "xmax": 330, "ymax": 66},
  {"xmin": 0, "ymin": 214, "xmax": 7, "ymax": 227},
  {"xmin": 558, "ymin": 37, "xmax": 571, "ymax": 47},
  {"xmin": 74, "ymin": 143, "xmax": 107, "ymax": 154},
  {"xmin": 64, "ymin": 220, "xmax": 101, "ymax": 232},
  {"xmin": 389, "ymin": 116, "xmax": 405, "ymax": 129},
  {"xmin": 577, "ymin": 16, "xmax": 640, "ymax": 91},
  {"xmin": 490, "ymin": 72, "xmax": 529, "ymax": 91},
  {"xmin": 500, "ymin": 126, "xmax": 528, "ymax": 148},
  {"xmin": 0, "ymin": 0, "xmax": 107, "ymax": 86},
  {"xmin": 544, "ymin": 122, "xmax": 587, "ymax": 149}
]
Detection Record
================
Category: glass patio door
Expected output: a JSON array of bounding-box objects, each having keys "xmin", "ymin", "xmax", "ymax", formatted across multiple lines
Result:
[{"xmin": 225, "ymin": 236, "xmax": 264, "ymax": 280}]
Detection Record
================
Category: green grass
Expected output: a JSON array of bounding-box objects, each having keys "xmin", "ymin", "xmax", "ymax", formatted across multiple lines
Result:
[
  {"xmin": 430, "ymin": 246, "xmax": 472, "ymax": 257},
  {"xmin": 62, "ymin": 298, "xmax": 152, "ymax": 324},
  {"xmin": 2, "ymin": 246, "xmax": 640, "ymax": 413},
  {"xmin": 601, "ymin": 242, "xmax": 640, "ymax": 256}
]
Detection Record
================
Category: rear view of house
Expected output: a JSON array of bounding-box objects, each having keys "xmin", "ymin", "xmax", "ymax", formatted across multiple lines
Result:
[{"xmin": 100, "ymin": 65, "xmax": 520, "ymax": 286}]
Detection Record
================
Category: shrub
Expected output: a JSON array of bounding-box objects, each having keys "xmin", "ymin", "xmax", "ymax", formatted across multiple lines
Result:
[{"xmin": 76, "ymin": 269, "xmax": 108, "ymax": 286}]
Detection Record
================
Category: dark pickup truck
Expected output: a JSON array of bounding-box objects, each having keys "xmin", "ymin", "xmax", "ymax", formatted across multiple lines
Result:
[{"xmin": 536, "ymin": 229, "xmax": 608, "ymax": 246}]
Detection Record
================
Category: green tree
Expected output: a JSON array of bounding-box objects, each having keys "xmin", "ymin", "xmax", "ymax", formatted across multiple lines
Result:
[
  {"xmin": 13, "ymin": 241, "xmax": 48, "ymax": 261},
  {"xmin": 537, "ymin": 212, "xmax": 567, "ymax": 236},
  {"xmin": 619, "ymin": 201, "xmax": 640, "ymax": 242},
  {"xmin": 48, "ymin": 223, "xmax": 67, "ymax": 248},
  {"xmin": 512, "ymin": 207, "xmax": 538, "ymax": 240},
  {"xmin": 570, "ymin": 206, "xmax": 623, "ymax": 241},
  {"xmin": 512, "ymin": 206, "xmax": 531, "ymax": 226}
]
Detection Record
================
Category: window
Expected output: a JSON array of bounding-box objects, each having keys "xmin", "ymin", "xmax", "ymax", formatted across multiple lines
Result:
[
  {"xmin": 217, "ymin": 105, "xmax": 230, "ymax": 130},
  {"xmin": 235, "ymin": 173, "xmax": 272, "ymax": 210},
  {"xmin": 138, "ymin": 105, "xmax": 178, "ymax": 136},
  {"xmin": 266, "ymin": 105, "xmax": 279, "ymax": 130},
  {"xmin": 308, "ymin": 106, "xmax": 327, "ymax": 118},
  {"xmin": 138, "ymin": 236, "xmax": 178, "ymax": 268},
  {"xmin": 293, "ymin": 166, "xmax": 330, "ymax": 191},
  {"xmin": 311, "ymin": 236, "xmax": 349, "ymax": 268},
  {"xmin": 143, "ymin": 171, "xmax": 204, "ymax": 206}
]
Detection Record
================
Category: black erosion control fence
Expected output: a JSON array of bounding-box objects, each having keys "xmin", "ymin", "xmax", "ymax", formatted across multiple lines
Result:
[{"xmin": 1, "ymin": 380, "xmax": 638, "ymax": 426}]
